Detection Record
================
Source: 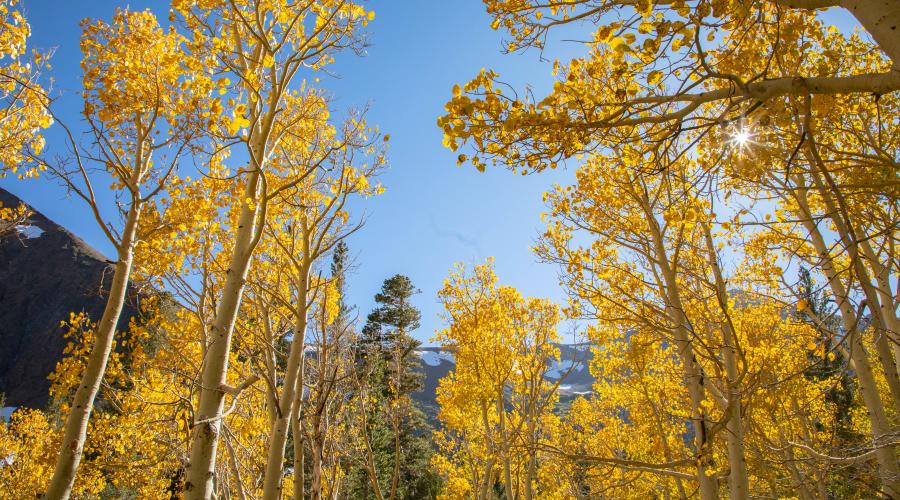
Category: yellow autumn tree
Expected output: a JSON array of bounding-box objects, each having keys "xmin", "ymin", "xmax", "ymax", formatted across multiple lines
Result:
[
  {"xmin": 165, "ymin": 3, "xmax": 378, "ymax": 495},
  {"xmin": 434, "ymin": 260, "xmax": 567, "ymax": 499},
  {"xmin": 248, "ymin": 106, "xmax": 385, "ymax": 499},
  {"xmin": 441, "ymin": 1, "xmax": 898, "ymax": 174},
  {"xmin": 534, "ymin": 135, "xmax": 895, "ymax": 496},
  {"xmin": 0, "ymin": 0, "xmax": 52, "ymax": 178},
  {"xmin": 440, "ymin": 1, "xmax": 899, "ymax": 497},
  {"xmin": 40, "ymin": 9, "xmax": 209, "ymax": 498}
]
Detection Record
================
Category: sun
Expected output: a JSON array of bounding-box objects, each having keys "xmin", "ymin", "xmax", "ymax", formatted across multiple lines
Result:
[
  {"xmin": 733, "ymin": 129, "xmax": 751, "ymax": 146},
  {"xmin": 728, "ymin": 126, "xmax": 756, "ymax": 151}
]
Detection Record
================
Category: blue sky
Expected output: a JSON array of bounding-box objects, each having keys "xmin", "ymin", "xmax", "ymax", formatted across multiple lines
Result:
[{"xmin": 2, "ymin": 1, "xmax": 590, "ymax": 344}]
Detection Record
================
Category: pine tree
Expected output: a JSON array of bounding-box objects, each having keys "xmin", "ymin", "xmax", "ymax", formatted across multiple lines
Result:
[
  {"xmin": 346, "ymin": 275, "xmax": 440, "ymax": 499},
  {"xmin": 797, "ymin": 267, "xmax": 866, "ymax": 496},
  {"xmin": 797, "ymin": 267, "xmax": 856, "ymax": 430}
]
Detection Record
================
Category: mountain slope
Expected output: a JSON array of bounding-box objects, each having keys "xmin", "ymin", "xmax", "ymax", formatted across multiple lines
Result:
[{"xmin": 0, "ymin": 188, "xmax": 138, "ymax": 408}]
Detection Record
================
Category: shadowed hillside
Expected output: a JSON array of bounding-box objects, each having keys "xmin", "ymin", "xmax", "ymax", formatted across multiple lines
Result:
[{"xmin": 0, "ymin": 188, "xmax": 138, "ymax": 408}]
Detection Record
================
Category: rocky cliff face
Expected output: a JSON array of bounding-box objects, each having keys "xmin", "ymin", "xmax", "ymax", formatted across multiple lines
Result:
[{"xmin": 0, "ymin": 188, "xmax": 137, "ymax": 408}]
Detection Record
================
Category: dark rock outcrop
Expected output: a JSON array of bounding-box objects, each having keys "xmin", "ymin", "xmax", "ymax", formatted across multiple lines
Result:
[{"xmin": 0, "ymin": 188, "xmax": 137, "ymax": 408}]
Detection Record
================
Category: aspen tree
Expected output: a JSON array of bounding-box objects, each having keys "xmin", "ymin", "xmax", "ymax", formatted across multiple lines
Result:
[
  {"xmin": 169, "ymin": 2, "xmax": 373, "ymax": 496},
  {"xmin": 434, "ymin": 260, "xmax": 565, "ymax": 499},
  {"xmin": 709, "ymin": 69, "xmax": 900, "ymax": 495},
  {"xmin": 254, "ymin": 110, "xmax": 384, "ymax": 499},
  {"xmin": 42, "ymin": 10, "xmax": 204, "ymax": 498},
  {"xmin": 441, "ymin": 2, "xmax": 899, "ymax": 173}
]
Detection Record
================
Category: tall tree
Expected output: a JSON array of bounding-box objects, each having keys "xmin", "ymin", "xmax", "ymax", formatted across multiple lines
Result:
[
  {"xmin": 434, "ymin": 260, "xmax": 566, "ymax": 499},
  {"xmin": 440, "ymin": 1, "xmax": 900, "ymax": 496},
  {"xmin": 42, "ymin": 9, "xmax": 204, "ymax": 497},
  {"xmin": 441, "ymin": 0, "xmax": 900, "ymax": 176},
  {"xmin": 347, "ymin": 275, "xmax": 440, "ymax": 500},
  {"xmin": 169, "ymin": 2, "xmax": 374, "ymax": 496},
  {"xmin": 253, "ymin": 117, "xmax": 384, "ymax": 499},
  {"xmin": 301, "ymin": 241, "xmax": 358, "ymax": 499}
]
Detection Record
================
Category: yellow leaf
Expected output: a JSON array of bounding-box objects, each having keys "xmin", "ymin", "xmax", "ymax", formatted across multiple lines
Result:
[{"xmin": 609, "ymin": 37, "xmax": 630, "ymax": 53}]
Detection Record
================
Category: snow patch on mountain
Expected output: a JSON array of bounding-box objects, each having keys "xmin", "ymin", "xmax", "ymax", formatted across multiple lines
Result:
[
  {"xmin": 15, "ymin": 224, "xmax": 44, "ymax": 239},
  {"xmin": 416, "ymin": 349, "xmax": 454, "ymax": 367},
  {"xmin": 546, "ymin": 358, "xmax": 579, "ymax": 379}
]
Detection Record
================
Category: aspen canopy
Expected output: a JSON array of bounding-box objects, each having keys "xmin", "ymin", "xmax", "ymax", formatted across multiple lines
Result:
[{"xmin": 0, "ymin": 0, "xmax": 898, "ymax": 498}]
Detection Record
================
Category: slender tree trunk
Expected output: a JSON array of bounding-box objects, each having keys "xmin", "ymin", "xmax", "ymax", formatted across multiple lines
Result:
[
  {"xmin": 497, "ymin": 396, "xmax": 514, "ymax": 500},
  {"xmin": 646, "ymin": 211, "xmax": 719, "ymax": 500},
  {"xmin": 646, "ymin": 392, "xmax": 689, "ymax": 499},
  {"xmin": 262, "ymin": 263, "xmax": 311, "ymax": 499},
  {"xmin": 480, "ymin": 399, "xmax": 497, "ymax": 500},
  {"xmin": 310, "ymin": 419, "xmax": 324, "ymax": 500},
  {"xmin": 43, "ymin": 202, "xmax": 142, "ymax": 499},
  {"xmin": 262, "ymin": 305, "xmax": 281, "ymax": 427},
  {"xmin": 524, "ymin": 411, "xmax": 537, "ymax": 500},
  {"xmin": 845, "ymin": 333, "xmax": 900, "ymax": 497},
  {"xmin": 794, "ymin": 191, "xmax": 900, "ymax": 497},
  {"xmin": 360, "ymin": 395, "xmax": 385, "ymax": 500},
  {"xmin": 859, "ymin": 239, "xmax": 900, "ymax": 375},
  {"xmin": 225, "ymin": 436, "xmax": 249, "ymax": 500},
  {"xmin": 701, "ymin": 226, "xmax": 750, "ymax": 500},
  {"xmin": 720, "ymin": 344, "xmax": 749, "ymax": 500},
  {"xmin": 481, "ymin": 460, "xmax": 497, "ymax": 500},
  {"xmin": 293, "ymin": 351, "xmax": 307, "ymax": 499},
  {"xmin": 331, "ymin": 469, "xmax": 342, "ymax": 500},
  {"xmin": 185, "ymin": 169, "xmax": 262, "ymax": 498},
  {"xmin": 663, "ymin": 284, "xmax": 719, "ymax": 500},
  {"xmin": 389, "ymin": 356, "xmax": 402, "ymax": 500},
  {"xmin": 809, "ymin": 168, "xmax": 900, "ymax": 411},
  {"xmin": 872, "ymin": 326, "xmax": 900, "ymax": 411}
]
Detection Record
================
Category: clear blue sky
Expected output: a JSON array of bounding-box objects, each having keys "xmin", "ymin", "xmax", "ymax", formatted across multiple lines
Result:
[{"xmin": 2, "ymin": 1, "xmax": 590, "ymax": 344}]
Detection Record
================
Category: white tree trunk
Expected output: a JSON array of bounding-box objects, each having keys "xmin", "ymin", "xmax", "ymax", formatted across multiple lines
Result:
[
  {"xmin": 701, "ymin": 227, "xmax": 750, "ymax": 500},
  {"xmin": 809, "ymin": 169, "xmax": 900, "ymax": 411},
  {"xmin": 497, "ymin": 396, "xmax": 515, "ymax": 500},
  {"xmin": 184, "ymin": 170, "xmax": 262, "ymax": 499},
  {"xmin": 859, "ymin": 239, "xmax": 900, "ymax": 376},
  {"xmin": 842, "ymin": 0, "xmax": 900, "ymax": 68},
  {"xmin": 44, "ymin": 202, "xmax": 142, "ymax": 499},
  {"xmin": 648, "ymin": 224, "xmax": 718, "ymax": 500},
  {"xmin": 262, "ymin": 263, "xmax": 310, "ymax": 500},
  {"xmin": 293, "ymin": 356, "xmax": 307, "ymax": 499},
  {"xmin": 794, "ymin": 196, "xmax": 900, "ymax": 497}
]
